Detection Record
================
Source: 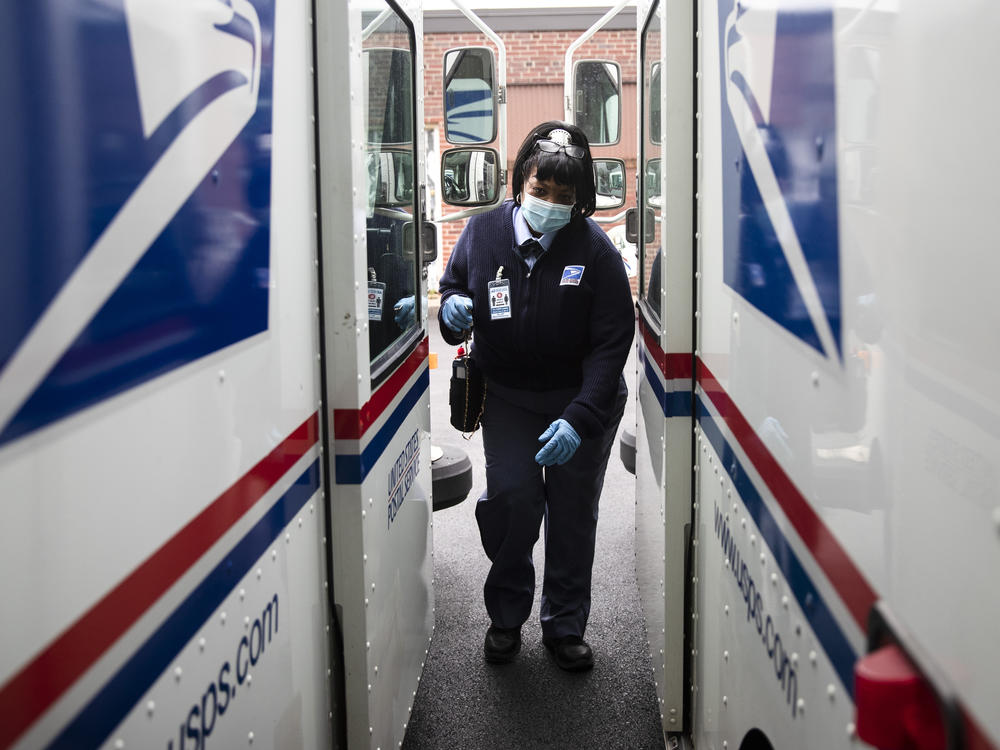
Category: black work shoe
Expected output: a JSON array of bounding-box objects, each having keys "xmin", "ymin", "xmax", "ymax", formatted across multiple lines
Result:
[
  {"xmin": 543, "ymin": 635, "xmax": 594, "ymax": 672},
  {"xmin": 484, "ymin": 625, "xmax": 522, "ymax": 664}
]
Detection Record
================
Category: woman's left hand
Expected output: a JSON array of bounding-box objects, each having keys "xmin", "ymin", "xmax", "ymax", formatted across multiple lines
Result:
[
  {"xmin": 393, "ymin": 296, "xmax": 415, "ymax": 328},
  {"xmin": 535, "ymin": 419, "xmax": 581, "ymax": 466}
]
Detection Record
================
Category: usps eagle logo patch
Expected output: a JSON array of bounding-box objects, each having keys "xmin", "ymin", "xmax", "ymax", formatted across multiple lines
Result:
[{"xmin": 560, "ymin": 265, "xmax": 585, "ymax": 286}]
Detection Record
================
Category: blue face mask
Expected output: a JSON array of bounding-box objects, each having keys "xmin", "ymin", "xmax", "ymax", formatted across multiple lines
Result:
[{"xmin": 520, "ymin": 192, "xmax": 573, "ymax": 234}]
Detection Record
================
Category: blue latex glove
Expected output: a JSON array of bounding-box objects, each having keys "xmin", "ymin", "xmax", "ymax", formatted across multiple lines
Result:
[
  {"xmin": 441, "ymin": 294, "xmax": 473, "ymax": 334},
  {"xmin": 393, "ymin": 296, "xmax": 415, "ymax": 329},
  {"xmin": 535, "ymin": 419, "xmax": 581, "ymax": 466}
]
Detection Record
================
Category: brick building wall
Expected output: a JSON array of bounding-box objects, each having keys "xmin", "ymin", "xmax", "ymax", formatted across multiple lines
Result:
[{"xmin": 423, "ymin": 25, "xmax": 640, "ymax": 296}]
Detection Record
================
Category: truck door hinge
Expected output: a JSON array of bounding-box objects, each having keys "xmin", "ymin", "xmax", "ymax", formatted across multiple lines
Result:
[
  {"xmin": 497, "ymin": 86, "xmax": 507, "ymax": 105},
  {"xmin": 499, "ymin": 168, "xmax": 508, "ymax": 187}
]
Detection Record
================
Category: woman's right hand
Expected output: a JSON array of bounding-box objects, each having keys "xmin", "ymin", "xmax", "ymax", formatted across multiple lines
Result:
[{"xmin": 442, "ymin": 294, "xmax": 474, "ymax": 334}]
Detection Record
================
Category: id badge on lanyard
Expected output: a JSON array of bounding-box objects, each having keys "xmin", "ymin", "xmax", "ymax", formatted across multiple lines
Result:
[
  {"xmin": 488, "ymin": 278, "xmax": 511, "ymax": 320},
  {"xmin": 368, "ymin": 280, "xmax": 386, "ymax": 321}
]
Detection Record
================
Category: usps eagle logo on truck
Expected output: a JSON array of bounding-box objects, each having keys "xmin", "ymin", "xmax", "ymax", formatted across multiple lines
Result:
[
  {"xmin": 0, "ymin": 0, "xmax": 274, "ymax": 446},
  {"xmin": 718, "ymin": 1, "xmax": 841, "ymax": 360}
]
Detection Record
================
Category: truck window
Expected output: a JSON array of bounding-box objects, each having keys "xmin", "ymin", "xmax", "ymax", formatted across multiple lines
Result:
[
  {"xmin": 362, "ymin": 5, "xmax": 421, "ymax": 381},
  {"xmin": 639, "ymin": 3, "xmax": 663, "ymax": 327}
]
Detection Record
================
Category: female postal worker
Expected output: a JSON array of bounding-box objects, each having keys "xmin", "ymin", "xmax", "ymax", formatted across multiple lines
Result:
[{"xmin": 437, "ymin": 121, "xmax": 634, "ymax": 671}]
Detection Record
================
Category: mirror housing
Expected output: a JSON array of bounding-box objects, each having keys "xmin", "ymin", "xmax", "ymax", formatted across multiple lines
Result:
[
  {"xmin": 441, "ymin": 148, "xmax": 501, "ymax": 207},
  {"xmin": 573, "ymin": 60, "xmax": 621, "ymax": 146},
  {"xmin": 593, "ymin": 158, "xmax": 626, "ymax": 210},
  {"xmin": 644, "ymin": 158, "xmax": 661, "ymax": 209},
  {"xmin": 443, "ymin": 47, "xmax": 497, "ymax": 145},
  {"xmin": 368, "ymin": 148, "xmax": 414, "ymax": 208},
  {"xmin": 648, "ymin": 62, "xmax": 662, "ymax": 146}
]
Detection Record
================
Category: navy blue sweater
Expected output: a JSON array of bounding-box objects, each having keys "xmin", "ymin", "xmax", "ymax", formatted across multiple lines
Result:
[{"xmin": 438, "ymin": 201, "xmax": 634, "ymax": 439}]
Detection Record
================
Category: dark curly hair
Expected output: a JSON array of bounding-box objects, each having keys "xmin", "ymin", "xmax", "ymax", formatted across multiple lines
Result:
[{"xmin": 511, "ymin": 120, "xmax": 596, "ymax": 218}]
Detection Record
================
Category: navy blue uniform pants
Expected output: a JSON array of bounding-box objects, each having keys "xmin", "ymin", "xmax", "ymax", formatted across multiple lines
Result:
[{"xmin": 476, "ymin": 376, "xmax": 627, "ymax": 639}]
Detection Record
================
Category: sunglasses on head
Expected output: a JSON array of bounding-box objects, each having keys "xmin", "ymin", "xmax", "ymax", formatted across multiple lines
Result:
[{"xmin": 534, "ymin": 139, "xmax": 586, "ymax": 159}]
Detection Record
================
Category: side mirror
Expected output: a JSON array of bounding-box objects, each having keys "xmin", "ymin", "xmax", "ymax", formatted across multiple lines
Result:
[
  {"xmin": 368, "ymin": 148, "xmax": 414, "ymax": 208},
  {"xmin": 593, "ymin": 158, "xmax": 626, "ymax": 210},
  {"xmin": 648, "ymin": 62, "xmax": 662, "ymax": 146},
  {"xmin": 573, "ymin": 59, "xmax": 621, "ymax": 146},
  {"xmin": 644, "ymin": 158, "xmax": 661, "ymax": 209},
  {"xmin": 440, "ymin": 148, "xmax": 500, "ymax": 207},
  {"xmin": 364, "ymin": 47, "xmax": 414, "ymax": 146},
  {"xmin": 443, "ymin": 47, "xmax": 497, "ymax": 145}
]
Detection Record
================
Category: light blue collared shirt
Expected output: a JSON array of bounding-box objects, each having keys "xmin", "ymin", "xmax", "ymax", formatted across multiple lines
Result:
[{"xmin": 512, "ymin": 205, "xmax": 557, "ymax": 271}]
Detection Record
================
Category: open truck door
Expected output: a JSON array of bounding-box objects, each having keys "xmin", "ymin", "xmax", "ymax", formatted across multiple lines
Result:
[
  {"xmin": 315, "ymin": 4, "xmax": 433, "ymax": 748},
  {"xmin": 631, "ymin": 0, "xmax": 696, "ymax": 740}
]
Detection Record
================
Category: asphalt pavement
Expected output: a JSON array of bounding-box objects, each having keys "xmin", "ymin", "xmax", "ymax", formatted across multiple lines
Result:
[{"xmin": 401, "ymin": 302, "xmax": 666, "ymax": 750}]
